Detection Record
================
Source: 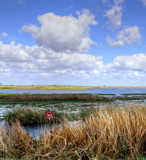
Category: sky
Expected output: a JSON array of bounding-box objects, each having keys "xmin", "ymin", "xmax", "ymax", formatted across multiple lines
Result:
[{"xmin": 0, "ymin": 0, "xmax": 146, "ymax": 86}]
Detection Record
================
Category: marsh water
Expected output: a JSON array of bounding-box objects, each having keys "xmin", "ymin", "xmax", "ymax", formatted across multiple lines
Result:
[
  {"xmin": 0, "ymin": 88, "xmax": 146, "ymax": 139},
  {"xmin": 0, "ymin": 88, "xmax": 146, "ymax": 95},
  {"xmin": 1, "ymin": 99, "xmax": 146, "ymax": 139}
]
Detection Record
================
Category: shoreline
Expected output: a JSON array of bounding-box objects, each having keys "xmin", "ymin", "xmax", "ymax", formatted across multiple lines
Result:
[{"xmin": 0, "ymin": 85, "xmax": 146, "ymax": 90}]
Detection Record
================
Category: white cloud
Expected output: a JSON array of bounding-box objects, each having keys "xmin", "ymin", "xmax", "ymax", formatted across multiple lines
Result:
[
  {"xmin": 21, "ymin": 9, "xmax": 98, "ymax": 52},
  {"xmin": 1, "ymin": 32, "xmax": 8, "ymax": 38},
  {"xmin": 24, "ymin": 45, "xmax": 61, "ymax": 59},
  {"xmin": 36, "ymin": 53, "xmax": 104, "ymax": 73},
  {"xmin": 0, "ymin": 61, "xmax": 10, "ymax": 72},
  {"xmin": 140, "ymin": 0, "xmax": 146, "ymax": 5},
  {"xmin": 0, "ymin": 41, "xmax": 103, "ymax": 75},
  {"xmin": 0, "ymin": 41, "xmax": 32, "ymax": 62},
  {"xmin": 105, "ymin": 0, "xmax": 123, "ymax": 29},
  {"xmin": 107, "ymin": 53, "xmax": 146, "ymax": 72},
  {"xmin": 106, "ymin": 26, "xmax": 141, "ymax": 47},
  {"xmin": 1, "ymin": 41, "xmax": 145, "ymax": 75},
  {"xmin": 0, "ymin": 41, "xmax": 145, "ymax": 85}
]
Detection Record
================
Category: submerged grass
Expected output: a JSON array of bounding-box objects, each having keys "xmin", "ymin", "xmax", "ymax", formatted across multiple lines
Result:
[{"xmin": 0, "ymin": 105, "xmax": 146, "ymax": 159}]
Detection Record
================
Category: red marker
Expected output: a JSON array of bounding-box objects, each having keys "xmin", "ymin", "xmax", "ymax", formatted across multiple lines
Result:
[{"xmin": 45, "ymin": 111, "xmax": 53, "ymax": 120}]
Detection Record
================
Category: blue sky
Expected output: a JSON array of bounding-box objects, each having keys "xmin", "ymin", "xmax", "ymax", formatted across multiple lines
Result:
[{"xmin": 0, "ymin": 0, "xmax": 146, "ymax": 86}]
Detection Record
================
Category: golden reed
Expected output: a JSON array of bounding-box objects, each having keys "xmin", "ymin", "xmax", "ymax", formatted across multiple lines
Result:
[{"xmin": 0, "ymin": 105, "xmax": 146, "ymax": 159}]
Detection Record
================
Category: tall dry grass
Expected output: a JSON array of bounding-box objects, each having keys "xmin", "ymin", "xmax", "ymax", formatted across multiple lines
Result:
[{"xmin": 0, "ymin": 105, "xmax": 146, "ymax": 159}]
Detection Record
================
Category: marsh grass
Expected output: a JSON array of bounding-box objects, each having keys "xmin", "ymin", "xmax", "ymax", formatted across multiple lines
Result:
[
  {"xmin": 4, "ymin": 107, "xmax": 97, "ymax": 125},
  {"xmin": 0, "ymin": 105, "xmax": 146, "ymax": 159},
  {"xmin": 4, "ymin": 108, "xmax": 67, "ymax": 125},
  {"xmin": 1, "ymin": 94, "xmax": 146, "ymax": 106},
  {"xmin": 0, "ymin": 94, "xmax": 111, "ymax": 102}
]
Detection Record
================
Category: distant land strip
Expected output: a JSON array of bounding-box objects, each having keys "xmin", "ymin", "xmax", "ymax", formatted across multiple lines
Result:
[{"xmin": 0, "ymin": 85, "xmax": 146, "ymax": 90}]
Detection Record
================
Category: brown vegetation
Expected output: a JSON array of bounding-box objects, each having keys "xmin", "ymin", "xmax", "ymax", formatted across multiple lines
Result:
[
  {"xmin": 0, "ymin": 105, "xmax": 146, "ymax": 159},
  {"xmin": 0, "ymin": 94, "xmax": 111, "ymax": 102}
]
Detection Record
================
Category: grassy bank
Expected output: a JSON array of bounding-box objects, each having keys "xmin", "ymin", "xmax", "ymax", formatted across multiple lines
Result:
[
  {"xmin": 0, "ymin": 85, "xmax": 99, "ymax": 90},
  {"xmin": 0, "ymin": 85, "xmax": 146, "ymax": 90},
  {"xmin": 0, "ymin": 93, "xmax": 146, "ymax": 105},
  {"xmin": 0, "ymin": 105, "xmax": 146, "ymax": 159},
  {"xmin": 0, "ymin": 94, "xmax": 113, "ymax": 105}
]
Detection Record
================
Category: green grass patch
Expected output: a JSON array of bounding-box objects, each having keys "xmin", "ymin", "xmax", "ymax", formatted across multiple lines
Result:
[
  {"xmin": 3, "ymin": 106, "xmax": 100, "ymax": 125},
  {"xmin": 4, "ymin": 108, "xmax": 67, "ymax": 125}
]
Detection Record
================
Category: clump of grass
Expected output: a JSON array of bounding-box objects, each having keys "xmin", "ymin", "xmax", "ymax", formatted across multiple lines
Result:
[
  {"xmin": 0, "ymin": 122, "xmax": 35, "ymax": 159},
  {"xmin": 0, "ymin": 105, "xmax": 146, "ymax": 159},
  {"xmin": 80, "ymin": 106, "xmax": 98, "ymax": 120},
  {"xmin": 4, "ymin": 108, "xmax": 66, "ymax": 125},
  {"xmin": 4, "ymin": 107, "xmax": 98, "ymax": 126}
]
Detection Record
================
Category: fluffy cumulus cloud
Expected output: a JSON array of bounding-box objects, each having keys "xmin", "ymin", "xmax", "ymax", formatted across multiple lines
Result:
[
  {"xmin": 106, "ymin": 26, "xmax": 141, "ymax": 47},
  {"xmin": 0, "ymin": 41, "xmax": 32, "ymax": 62},
  {"xmin": 24, "ymin": 45, "xmax": 60, "ymax": 59},
  {"xmin": 107, "ymin": 53, "xmax": 146, "ymax": 72},
  {"xmin": 0, "ymin": 41, "xmax": 36, "ymax": 74},
  {"xmin": 0, "ymin": 41, "xmax": 146, "ymax": 84},
  {"xmin": 36, "ymin": 53, "xmax": 104, "ymax": 73},
  {"xmin": 0, "ymin": 61, "xmax": 10, "ymax": 72},
  {"xmin": 21, "ymin": 9, "xmax": 98, "ymax": 53},
  {"xmin": 105, "ymin": 0, "xmax": 124, "ymax": 29},
  {"xmin": 0, "ymin": 41, "xmax": 103, "ymax": 75}
]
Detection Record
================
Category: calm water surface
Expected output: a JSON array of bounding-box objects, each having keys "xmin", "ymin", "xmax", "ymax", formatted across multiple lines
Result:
[{"xmin": 0, "ymin": 88, "xmax": 146, "ymax": 95}]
